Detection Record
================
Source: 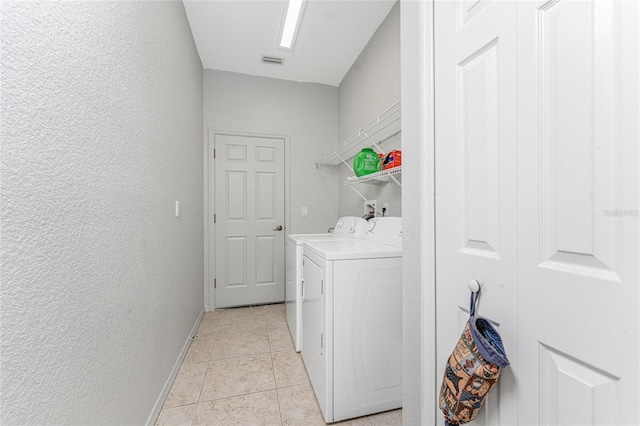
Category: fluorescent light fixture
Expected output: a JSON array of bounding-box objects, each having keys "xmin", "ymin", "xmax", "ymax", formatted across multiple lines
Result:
[{"xmin": 279, "ymin": 0, "xmax": 305, "ymax": 49}]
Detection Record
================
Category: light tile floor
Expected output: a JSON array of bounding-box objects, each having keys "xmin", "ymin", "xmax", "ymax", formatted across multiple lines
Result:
[{"xmin": 155, "ymin": 304, "xmax": 402, "ymax": 426}]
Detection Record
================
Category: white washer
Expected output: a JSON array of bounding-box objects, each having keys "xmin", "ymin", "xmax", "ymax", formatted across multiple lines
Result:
[
  {"xmin": 285, "ymin": 216, "xmax": 368, "ymax": 352},
  {"xmin": 301, "ymin": 217, "xmax": 402, "ymax": 423}
]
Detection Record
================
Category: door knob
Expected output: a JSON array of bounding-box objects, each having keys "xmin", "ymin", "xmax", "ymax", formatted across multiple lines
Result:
[{"xmin": 273, "ymin": 225, "xmax": 283, "ymax": 231}]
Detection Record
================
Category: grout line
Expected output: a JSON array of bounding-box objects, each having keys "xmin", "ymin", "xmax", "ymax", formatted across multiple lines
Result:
[
  {"xmin": 270, "ymin": 348, "xmax": 285, "ymax": 425},
  {"xmin": 268, "ymin": 317, "xmax": 285, "ymax": 426},
  {"xmin": 188, "ymin": 402, "xmax": 197, "ymax": 426},
  {"xmin": 197, "ymin": 388, "xmax": 279, "ymax": 405},
  {"xmin": 273, "ymin": 382, "xmax": 309, "ymax": 391},
  {"xmin": 190, "ymin": 331, "xmax": 217, "ymax": 425},
  {"xmin": 209, "ymin": 348, "xmax": 272, "ymax": 362},
  {"xmin": 275, "ymin": 389, "xmax": 285, "ymax": 426}
]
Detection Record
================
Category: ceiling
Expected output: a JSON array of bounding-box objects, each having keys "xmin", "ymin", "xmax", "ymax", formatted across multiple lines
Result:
[{"xmin": 182, "ymin": 0, "xmax": 396, "ymax": 87}]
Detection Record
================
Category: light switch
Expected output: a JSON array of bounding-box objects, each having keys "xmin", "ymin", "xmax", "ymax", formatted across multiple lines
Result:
[
  {"xmin": 175, "ymin": 201, "xmax": 180, "ymax": 218},
  {"xmin": 301, "ymin": 207, "xmax": 308, "ymax": 217}
]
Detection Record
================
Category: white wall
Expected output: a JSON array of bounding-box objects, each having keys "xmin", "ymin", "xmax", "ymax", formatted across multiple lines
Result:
[
  {"xmin": 337, "ymin": 1, "xmax": 401, "ymax": 218},
  {"xmin": 400, "ymin": 1, "xmax": 436, "ymax": 424},
  {"xmin": 0, "ymin": 2, "xmax": 204, "ymax": 424},
  {"xmin": 203, "ymin": 70, "xmax": 339, "ymax": 235}
]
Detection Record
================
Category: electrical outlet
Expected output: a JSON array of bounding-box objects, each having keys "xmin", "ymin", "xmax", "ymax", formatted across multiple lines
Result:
[{"xmin": 301, "ymin": 207, "xmax": 308, "ymax": 217}]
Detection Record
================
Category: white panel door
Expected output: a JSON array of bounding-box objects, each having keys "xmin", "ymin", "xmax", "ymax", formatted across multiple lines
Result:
[
  {"xmin": 436, "ymin": 1, "xmax": 640, "ymax": 425},
  {"xmin": 517, "ymin": 1, "xmax": 639, "ymax": 424},
  {"xmin": 214, "ymin": 134, "xmax": 285, "ymax": 308},
  {"xmin": 435, "ymin": 1, "xmax": 518, "ymax": 424}
]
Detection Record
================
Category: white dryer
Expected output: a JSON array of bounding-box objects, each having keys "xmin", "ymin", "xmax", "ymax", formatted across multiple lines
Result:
[
  {"xmin": 301, "ymin": 217, "xmax": 402, "ymax": 423},
  {"xmin": 285, "ymin": 216, "xmax": 367, "ymax": 352}
]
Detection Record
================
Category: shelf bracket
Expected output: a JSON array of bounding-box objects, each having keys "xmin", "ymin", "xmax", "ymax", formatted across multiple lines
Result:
[
  {"xmin": 335, "ymin": 152, "xmax": 355, "ymax": 175},
  {"xmin": 363, "ymin": 131, "xmax": 385, "ymax": 155},
  {"xmin": 346, "ymin": 185, "xmax": 384, "ymax": 215},
  {"xmin": 389, "ymin": 174, "xmax": 402, "ymax": 187}
]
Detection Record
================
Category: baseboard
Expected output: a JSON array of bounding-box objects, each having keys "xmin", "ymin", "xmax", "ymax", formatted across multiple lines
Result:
[{"xmin": 145, "ymin": 308, "xmax": 205, "ymax": 426}]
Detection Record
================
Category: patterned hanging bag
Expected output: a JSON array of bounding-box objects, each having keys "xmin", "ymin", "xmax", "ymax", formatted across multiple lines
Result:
[{"xmin": 439, "ymin": 287, "xmax": 510, "ymax": 425}]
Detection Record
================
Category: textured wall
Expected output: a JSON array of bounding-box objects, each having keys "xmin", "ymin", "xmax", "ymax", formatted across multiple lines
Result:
[
  {"xmin": 337, "ymin": 1, "xmax": 401, "ymax": 218},
  {"xmin": 1, "ymin": 1, "xmax": 204, "ymax": 424}
]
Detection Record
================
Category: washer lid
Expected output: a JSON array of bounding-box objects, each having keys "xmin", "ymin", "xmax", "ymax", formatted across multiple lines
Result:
[
  {"xmin": 362, "ymin": 217, "xmax": 402, "ymax": 247},
  {"xmin": 287, "ymin": 233, "xmax": 351, "ymax": 245},
  {"xmin": 302, "ymin": 239, "xmax": 402, "ymax": 260}
]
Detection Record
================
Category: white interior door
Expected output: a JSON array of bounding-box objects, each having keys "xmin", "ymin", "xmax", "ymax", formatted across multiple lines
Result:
[
  {"xmin": 517, "ymin": 1, "xmax": 639, "ymax": 424},
  {"xmin": 434, "ymin": 1, "xmax": 519, "ymax": 424},
  {"xmin": 214, "ymin": 133, "xmax": 285, "ymax": 308},
  {"xmin": 436, "ymin": 1, "xmax": 640, "ymax": 425}
]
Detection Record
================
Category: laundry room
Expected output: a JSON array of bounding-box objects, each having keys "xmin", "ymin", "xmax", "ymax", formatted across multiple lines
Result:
[
  {"xmin": 2, "ymin": 1, "xmax": 406, "ymax": 424},
  {"xmin": 3, "ymin": 1, "xmax": 639, "ymax": 425}
]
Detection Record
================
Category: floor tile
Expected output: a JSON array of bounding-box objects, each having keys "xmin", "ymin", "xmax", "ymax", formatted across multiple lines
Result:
[
  {"xmin": 195, "ymin": 311, "xmax": 224, "ymax": 338},
  {"xmin": 155, "ymin": 403, "xmax": 197, "ymax": 426},
  {"xmin": 258, "ymin": 303, "xmax": 285, "ymax": 314},
  {"xmin": 272, "ymin": 350, "xmax": 309, "ymax": 388},
  {"xmin": 268, "ymin": 323, "xmax": 294, "ymax": 352},
  {"xmin": 203, "ymin": 311, "xmax": 225, "ymax": 321},
  {"xmin": 193, "ymin": 390, "xmax": 281, "ymax": 426},
  {"xmin": 218, "ymin": 306, "xmax": 266, "ymax": 329},
  {"xmin": 201, "ymin": 311, "xmax": 224, "ymax": 325},
  {"xmin": 158, "ymin": 304, "xmax": 395, "ymax": 426},
  {"xmin": 212, "ymin": 325, "xmax": 270, "ymax": 359},
  {"xmin": 164, "ymin": 361, "xmax": 208, "ymax": 408},
  {"xmin": 368, "ymin": 409, "xmax": 402, "ymax": 426},
  {"xmin": 260, "ymin": 304, "xmax": 287, "ymax": 327},
  {"xmin": 183, "ymin": 337, "xmax": 214, "ymax": 365},
  {"xmin": 195, "ymin": 320, "xmax": 221, "ymax": 338},
  {"xmin": 265, "ymin": 313, "xmax": 288, "ymax": 328},
  {"xmin": 277, "ymin": 384, "xmax": 326, "ymax": 426},
  {"xmin": 199, "ymin": 353, "xmax": 275, "ymax": 402},
  {"xmin": 334, "ymin": 417, "xmax": 372, "ymax": 426}
]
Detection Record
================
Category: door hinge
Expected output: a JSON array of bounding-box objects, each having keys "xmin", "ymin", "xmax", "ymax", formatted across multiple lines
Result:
[
  {"xmin": 213, "ymin": 213, "xmax": 216, "ymax": 223},
  {"xmin": 213, "ymin": 149, "xmax": 216, "ymax": 159},
  {"xmin": 321, "ymin": 279, "xmax": 324, "ymax": 295},
  {"xmin": 301, "ymin": 279, "xmax": 305, "ymax": 299},
  {"xmin": 214, "ymin": 278, "xmax": 217, "ymax": 289},
  {"xmin": 321, "ymin": 333, "xmax": 324, "ymax": 349}
]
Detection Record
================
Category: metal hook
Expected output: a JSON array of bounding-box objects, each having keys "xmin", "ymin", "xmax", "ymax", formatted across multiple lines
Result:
[{"xmin": 468, "ymin": 279, "xmax": 481, "ymax": 293}]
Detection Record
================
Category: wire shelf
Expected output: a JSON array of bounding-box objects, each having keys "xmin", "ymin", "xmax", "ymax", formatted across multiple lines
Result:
[
  {"xmin": 345, "ymin": 166, "xmax": 402, "ymax": 186},
  {"xmin": 316, "ymin": 101, "xmax": 401, "ymax": 167}
]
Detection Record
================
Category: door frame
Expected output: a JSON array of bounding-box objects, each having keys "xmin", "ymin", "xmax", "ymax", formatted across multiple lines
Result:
[
  {"xmin": 203, "ymin": 128, "xmax": 291, "ymax": 311},
  {"xmin": 400, "ymin": 0, "xmax": 437, "ymax": 424}
]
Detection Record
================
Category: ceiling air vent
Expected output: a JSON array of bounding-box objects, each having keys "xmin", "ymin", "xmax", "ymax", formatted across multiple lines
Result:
[{"xmin": 262, "ymin": 56, "xmax": 284, "ymax": 65}]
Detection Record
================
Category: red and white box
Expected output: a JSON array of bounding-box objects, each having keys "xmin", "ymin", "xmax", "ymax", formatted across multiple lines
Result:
[{"xmin": 381, "ymin": 150, "xmax": 402, "ymax": 170}]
